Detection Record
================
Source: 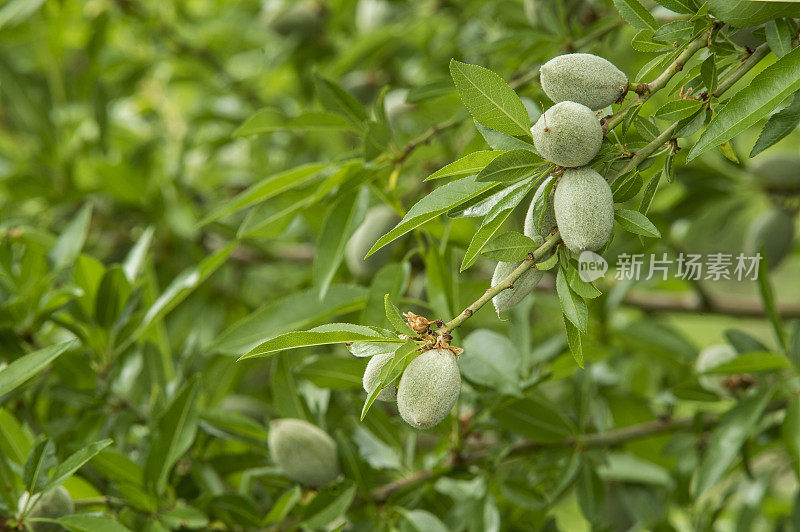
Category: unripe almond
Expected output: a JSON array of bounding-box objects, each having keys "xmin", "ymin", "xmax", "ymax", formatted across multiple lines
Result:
[
  {"xmin": 554, "ymin": 167, "xmax": 614, "ymax": 253},
  {"xmin": 397, "ymin": 348, "xmax": 461, "ymax": 430},
  {"xmin": 362, "ymin": 353, "xmax": 397, "ymax": 402},
  {"xmin": 491, "ymin": 261, "xmax": 544, "ymax": 313},
  {"xmin": 540, "ymin": 53, "xmax": 628, "ymax": 111},
  {"xmin": 531, "ymin": 101, "xmax": 602, "ymax": 168},
  {"xmin": 18, "ymin": 487, "xmax": 74, "ymax": 532},
  {"xmin": 696, "ymin": 344, "xmax": 737, "ymax": 395},
  {"xmin": 744, "ymin": 207, "xmax": 795, "ymax": 269},
  {"xmin": 268, "ymin": 418, "xmax": 340, "ymax": 487},
  {"xmin": 345, "ymin": 205, "xmax": 398, "ymax": 278}
]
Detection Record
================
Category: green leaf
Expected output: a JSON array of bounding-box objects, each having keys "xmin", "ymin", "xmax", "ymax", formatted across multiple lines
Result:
[
  {"xmin": 240, "ymin": 325, "xmax": 403, "ymax": 360},
  {"xmin": 199, "ymin": 163, "xmax": 329, "ymax": 226},
  {"xmin": 401, "ymin": 510, "xmax": 450, "ymax": 532},
  {"xmin": 264, "ymin": 486, "xmax": 302, "ymax": 524},
  {"xmin": 0, "ymin": 340, "xmax": 74, "ymax": 400},
  {"xmin": 783, "ymin": 397, "xmax": 800, "ymax": 480},
  {"xmin": 144, "ymin": 376, "xmax": 201, "ymax": 495},
  {"xmin": 95, "ymin": 265, "xmax": 131, "ymax": 328},
  {"xmin": 689, "ymin": 45, "xmax": 800, "ymax": 160},
  {"xmin": 556, "ymin": 268, "xmax": 588, "ymax": 334},
  {"xmin": 302, "ymin": 483, "xmax": 356, "ymax": 529},
  {"xmin": 425, "ymin": 151, "xmax": 503, "ymax": 181},
  {"xmin": 631, "ymin": 30, "xmax": 669, "ymax": 52},
  {"xmin": 45, "ymin": 439, "xmax": 112, "ymax": 491},
  {"xmin": 700, "ymin": 352, "xmax": 789, "ymax": 374},
  {"xmin": 474, "ymin": 121, "xmax": 538, "ymax": 152},
  {"xmin": 361, "ymin": 262, "xmax": 411, "ymax": 328},
  {"xmin": 234, "ymin": 109, "xmax": 355, "ymax": 136},
  {"xmin": 750, "ymin": 90, "xmax": 800, "ymax": 157},
  {"xmin": 461, "ymin": 179, "xmax": 537, "ymax": 271},
  {"xmin": 461, "ymin": 330, "xmax": 521, "ymax": 396},
  {"xmin": 405, "ymin": 79, "xmax": 455, "ymax": 103},
  {"xmin": 653, "ymin": 0, "xmax": 696, "ymax": 14},
  {"xmin": 0, "ymin": 409, "xmax": 33, "ymax": 463},
  {"xmin": 449, "ymin": 59, "xmax": 530, "ymax": 138},
  {"xmin": 48, "ymin": 204, "xmax": 92, "ymax": 271},
  {"xmin": 55, "ymin": 515, "xmax": 133, "ymax": 532},
  {"xmin": 296, "ymin": 358, "xmax": 365, "ymax": 390},
  {"xmin": 652, "ymin": 20, "xmax": 693, "ymax": 43},
  {"xmin": 611, "ymin": 171, "xmax": 643, "ymax": 203},
  {"xmin": 615, "ymin": 209, "xmax": 661, "ymax": 237},
  {"xmin": 122, "ymin": 226, "xmax": 154, "ymax": 282},
  {"xmin": 482, "ymin": 231, "xmax": 538, "ymax": 262},
  {"xmin": 493, "ymin": 392, "xmax": 576, "ymax": 443},
  {"xmin": 638, "ymin": 171, "xmax": 661, "ymax": 214},
  {"xmin": 314, "ymin": 74, "xmax": 368, "ymax": 128},
  {"xmin": 24, "ymin": 438, "xmax": 56, "ymax": 493},
  {"xmin": 766, "ymin": 19, "xmax": 792, "ymax": 59},
  {"xmin": 564, "ymin": 316, "xmax": 584, "ymax": 368},
  {"xmin": 567, "ymin": 268, "xmax": 602, "ymax": 299},
  {"xmin": 313, "ymin": 189, "xmax": 368, "ymax": 299},
  {"xmin": 725, "ymin": 329, "xmax": 769, "ymax": 354},
  {"xmin": 757, "ymin": 265, "xmax": 787, "ymax": 352},
  {"xmin": 701, "ymin": 54, "xmax": 717, "ymax": 94},
  {"xmin": 136, "ymin": 244, "xmax": 234, "ymax": 336},
  {"xmin": 613, "ymin": 0, "xmax": 658, "ymax": 30},
  {"xmin": 366, "ymin": 176, "xmax": 499, "ymax": 257},
  {"xmin": 576, "ymin": 460, "xmax": 604, "ymax": 524},
  {"xmin": 654, "ymin": 99, "xmax": 704, "ymax": 122},
  {"xmin": 209, "ymin": 285, "xmax": 367, "ymax": 355},
  {"xmin": 476, "ymin": 149, "xmax": 544, "ymax": 182},
  {"xmin": 693, "ymin": 390, "xmax": 773, "ymax": 495},
  {"xmin": 364, "ymin": 120, "xmax": 391, "ymax": 160},
  {"xmin": 384, "ymin": 294, "xmax": 417, "ymax": 336}
]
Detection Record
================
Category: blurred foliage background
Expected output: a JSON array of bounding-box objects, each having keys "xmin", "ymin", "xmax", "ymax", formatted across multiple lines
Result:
[{"xmin": 1, "ymin": 0, "xmax": 800, "ymax": 530}]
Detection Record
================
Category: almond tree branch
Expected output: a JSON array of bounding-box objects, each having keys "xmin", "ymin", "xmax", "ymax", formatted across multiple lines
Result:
[
  {"xmin": 370, "ymin": 400, "xmax": 788, "ymax": 502},
  {"xmin": 602, "ymin": 25, "xmax": 719, "ymax": 133}
]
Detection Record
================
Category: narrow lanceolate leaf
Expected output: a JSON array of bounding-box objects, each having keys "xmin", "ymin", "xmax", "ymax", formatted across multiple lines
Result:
[
  {"xmin": 639, "ymin": 171, "xmax": 661, "ymax": 214},
  {"xmin": 366, "ymin": 176, "xmax": 499, "ymax": 257},
  {"xmin": 199, "ymin": 163, "xmax": 329, "ymax": 225},
  {"xmin": 461, "ymin": 209, "xmax": 513, "ymax": 271},
  {"xmin": 652, "ymin": 20, "xmax": 693, "ymax": 43},
  {"xmin": 757, "ymin": 264, "xmax": 787, "ymax": 352},
  {"xmin": 240, "ymin": 325, "xmax": 404, "ymax": 360},
  {"xmin": 314, "ymin": 74, "xmax": 368, "ymax": 128},
  {"xmin": 0, "ymin": 340, "xmax": 74, "ymax": 400},
  {"xmin": 138, "ymin": 244, "xmax": 235, "ymax": 333},
  {"xmin": 556, "ymin": 269, "xmax": 588, "ymax": 334},
  {"xmin": 700, "ymin": 352, "xmax": 789, "ymax": 375},
  {"xmin": 48, "ymin": 204, "xmax": 92, "ymax": 270},
  {"xmin": 564, "ymin": 315, "xmax": 584, "ymax": 368},
  {"xmin": 122, "ymin": 226, "xmax": 154, "ymax": 282},
  {"xmin": 613, "ymin": 0, "xmax": 658, "ymax": 30},
  {"xmin": 145, "ymin": 377, "xmax": 201, "ymax": 495},
  {"xmin": 654, "ymin": 99, "xmax": 704, "ymax": 122},
  {"xmin": 701, "ymin": 54, "xmax": 717, "ymax": 95},
  {"xmin": 694, "ymin": 390, "xmax": 773, "ymax": 495},
  {"xmin": 384, "ymin": 295, "xmax": 417, "ymax": 337},
  {"xmin": 24, "ymin": 439, "xmax": 56, "ymax": 493},
  {"xmin": 45, "ymin": 439, "xmax": 112, "ymax": 491},
  {"xmin": 482, "ymin": 231, "xmax": 538, "ymax": 262},
  {"xmin": 234, "ymin": 109, "xmax": 355, "ymax": 136},
  {"xmin": 652, "ymin": 0, "xmax": 695, "ymax": 15},
  {"xmin": 449, "ymin": 59, "xmax": 531, "ymax": 138},
  {"xmin": 750, "ymin": 91, "xmax": 800, "ymax": 157},
  {"xmin": 615, "ymin": 209, "xmax": 661, "ymax": 238},
  {"xmin": 476, "ymin": 149, "xmax": 544, "ymax": 182},
  {"xmin": 424, "ymin": 151, "xmax": 503, "ymax": 181},
  {"xmin": 689, "ymin": 45, "xmax": 800, "ymax": 161},
  {"xmin": 313, "ymin": 188, "xmax": 368, "ymax": 299},
  {"xmin": 56, "ymin": 514, "xmax": 133, "ymax": 532},
  {"xmin": 766, "ymin": 19, "xmax": 792, "ymax": 59}
]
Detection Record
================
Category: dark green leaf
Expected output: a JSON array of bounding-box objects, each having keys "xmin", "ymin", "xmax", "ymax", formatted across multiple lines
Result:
[
  {"xmin": 750, "ymin": 90, "xmax": 800, "ymax": 157},
  {"xmin": 615, "ymin": 209, "xmax": 661, "ymax": 237},
  {"xmin": 482, "ymin": 231, "xmax": 538, "ymax": 262},
  {"xmin": 425, "ymin": 151, "xmax": 502, "ymax": 181},
  {"xmin": 613, "ymin": 0, "xmax": 658, "ymax": 30}
]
